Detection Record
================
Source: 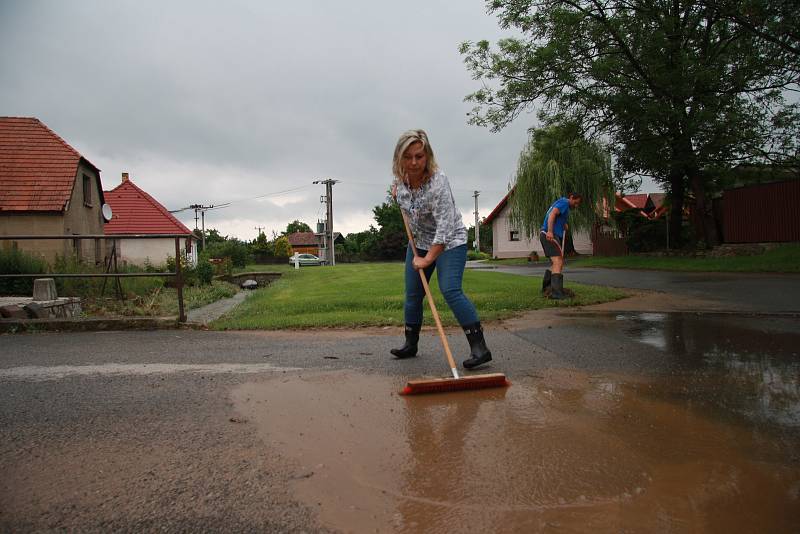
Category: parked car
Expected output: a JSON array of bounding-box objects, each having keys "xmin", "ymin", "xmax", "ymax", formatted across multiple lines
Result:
[{"xmin": 289, "ymin": 253, "xmax": 323, "ymax": 266}]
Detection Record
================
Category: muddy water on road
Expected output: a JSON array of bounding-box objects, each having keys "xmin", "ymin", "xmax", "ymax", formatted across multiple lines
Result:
[{"xmin": 233, "ymin": 314, "xmax": 800, "ymax": 533}]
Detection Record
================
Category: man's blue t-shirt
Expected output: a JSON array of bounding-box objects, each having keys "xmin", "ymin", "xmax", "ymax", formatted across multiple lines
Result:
[{"xmin": 541, "ymin": 197, "xmax": 570, "ymax": 239}]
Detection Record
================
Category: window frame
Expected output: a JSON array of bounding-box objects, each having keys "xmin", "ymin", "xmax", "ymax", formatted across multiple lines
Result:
[{"xmin": 82, "ymin": 174, "xmax": 93, "ymax": 207}]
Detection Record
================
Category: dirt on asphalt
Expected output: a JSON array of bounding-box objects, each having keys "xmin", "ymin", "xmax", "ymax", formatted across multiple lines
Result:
[{"xmin": 233, "ymin": 362, "xmax": 800, "ymax": 533}]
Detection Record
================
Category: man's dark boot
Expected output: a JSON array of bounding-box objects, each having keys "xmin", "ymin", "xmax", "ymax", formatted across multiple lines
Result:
[
  {"xmin": 541, "ymin": 269, "xmax": 552, "ymax": 295},
  {"xmin": 549, "ymin": 273, "xmax": 567, "ymax": 300},
  {"xmin": 462, "ymin": 322, "xmax": 493, "ymax": 369},
  {"xmin": 390, "ymin": 324, "xmax": 421, "ymax": 359}
]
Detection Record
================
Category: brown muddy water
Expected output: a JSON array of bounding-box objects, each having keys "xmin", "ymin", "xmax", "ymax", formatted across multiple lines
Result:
[{"xmin": 233, "ymin": 313, "xmax": 800, "ymax": 533}]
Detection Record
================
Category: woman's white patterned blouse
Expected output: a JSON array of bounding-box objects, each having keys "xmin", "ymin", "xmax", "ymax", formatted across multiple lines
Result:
[{"xmin": 395, "ymin": 171, "xmax": 467, "ymax": 251}]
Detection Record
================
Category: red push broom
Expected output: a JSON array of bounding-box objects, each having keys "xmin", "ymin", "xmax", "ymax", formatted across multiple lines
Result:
[{"xmin": 398, "ymin": 209, "xmax": 509, "ymax": 395}]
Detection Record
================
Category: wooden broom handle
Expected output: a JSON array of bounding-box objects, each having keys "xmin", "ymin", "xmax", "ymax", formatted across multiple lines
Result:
[{"xmin": 399, "ymin": 209, "xmax": 459, "ymax": 376}]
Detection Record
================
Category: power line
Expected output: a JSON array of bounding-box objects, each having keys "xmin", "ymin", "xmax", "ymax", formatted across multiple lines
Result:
[{"xmin": 188, "ymin": 204, "xmax": 230, "ymax": 250}]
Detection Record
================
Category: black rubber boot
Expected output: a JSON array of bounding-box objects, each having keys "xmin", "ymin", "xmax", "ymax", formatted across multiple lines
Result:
[
  {"xmin": 549, "ymin": 273, "xmax": 567, "ymax": 300},
  {"xmin": 390, "ymin": 324, "xmax": 421, "ymax": 359},
  {"xmin": 462, "ymin": 322, "xmax": 493, "ymax": 369},
  {"xmin": 541, "ymin": 269, "xmax": 552, "ymax": 295}
]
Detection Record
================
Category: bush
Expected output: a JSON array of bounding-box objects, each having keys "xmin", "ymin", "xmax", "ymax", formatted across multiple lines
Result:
[
  {"xmin": 205, "ymin": 239, "xmax": 251, "ymax": 268},
  {"xmin": 467, "ymin": 250, "xmax": 491, "ymax": 261},
  {"xmin": 166, "ymin": 254, "xmax": 216, "ymax": 287},
  {"xmin": 0, "ymin": 248, "xmax": 50, "ymax": 296},
  {"xmin": 273, "ymin": 236, "xmax": 293, "ymax": 258},
  {"xmin": 195, "ymin": 258, "xmax": 214, "ymax": 285},
  {"xmin": 52, "ymin": 254, "xmax": 163, "ymax": 298}
]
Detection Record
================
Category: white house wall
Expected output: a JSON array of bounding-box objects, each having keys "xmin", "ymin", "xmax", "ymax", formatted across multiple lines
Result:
[
  {"xmin": 491, "ymin": 209, "xmax": 593, "ymax": 258},
  {"xmin": 115, "ymin": 238, "xmax": 195, "ymax": 267}
]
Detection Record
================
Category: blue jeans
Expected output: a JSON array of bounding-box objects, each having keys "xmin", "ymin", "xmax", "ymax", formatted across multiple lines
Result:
[{"xmin": 404, "ymin": 244, "xmax": 480, "ymax": 327}]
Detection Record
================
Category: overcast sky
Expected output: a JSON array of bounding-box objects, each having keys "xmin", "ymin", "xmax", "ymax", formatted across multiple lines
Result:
[{"xmin": 1, "ymin": 0, "xmax": 654, "ymax": 240}]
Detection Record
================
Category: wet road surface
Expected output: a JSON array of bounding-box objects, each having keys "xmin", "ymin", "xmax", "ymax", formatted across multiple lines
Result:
[
  {"xmin": 473, "ymin": 262, "xmax": 800, "ymax": 313},
  {"xmin": 233, "ymin": 313, "xmax": 800, "ymax": 533},
  {"xmin": 2, "ymin": 309, "xmax": 798, "ymax": 532}
]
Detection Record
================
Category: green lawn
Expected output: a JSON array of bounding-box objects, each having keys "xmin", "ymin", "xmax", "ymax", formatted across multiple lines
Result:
[
  {"xmin": 212, "ymin": 262, "xmax": 625, "ymax": 330},
  {"xmin": 488, "ymin": 244, "xmax": 800, "ymax": 272}
]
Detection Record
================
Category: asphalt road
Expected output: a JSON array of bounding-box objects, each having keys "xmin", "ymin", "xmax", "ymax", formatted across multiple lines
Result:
[
  {"xmin": 471, "ymin": 261, "xmax": 800, "ymax": 313},
  {"xmin": 2, "ymin": 266, "xmax": 799, "ymax": 531}
]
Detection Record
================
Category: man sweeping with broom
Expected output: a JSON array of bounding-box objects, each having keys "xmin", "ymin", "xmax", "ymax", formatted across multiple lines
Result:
[{"xmin": 540, "ymin": 193, "xmax": 582, "ymax": 299}]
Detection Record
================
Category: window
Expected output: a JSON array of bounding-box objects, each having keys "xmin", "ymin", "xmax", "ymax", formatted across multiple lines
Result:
[
  {"xmin": 82, "ymin": 174, "xmax": 92, "ymax": 207},
  {"xmin": 509, "ymin": 230, "xmax": 520, "ymax": 242}
]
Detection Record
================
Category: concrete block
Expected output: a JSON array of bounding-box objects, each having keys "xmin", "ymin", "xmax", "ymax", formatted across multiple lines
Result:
[
  {"xmin": 33, "ymin": 278, "xmax": 58, "ymax": 301},
  {"xmin": 0, "ymin": 305, "xmax": 28, "ymax": 319},
  {"xmin": 23, "ymin": 302, "xmax": 48, "ymax": 319}
]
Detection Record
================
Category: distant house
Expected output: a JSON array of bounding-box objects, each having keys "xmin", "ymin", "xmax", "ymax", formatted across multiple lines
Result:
[
  {"xmin": 483, "ymin": 189, "xmax": 593, "ymax": 259},
  {"xmin": 286, "ymin": 231, "xmax": 345, "ymax": 258},
  {"xmin": 0, "ymin": 117, "xmax": 108, "ymax": 264},
  {"xmin": 286, "ymin": 232, "xmax": 320, "ymax": 255},
  {"xmin": 616, "ymin": 192, "xmax": 667, "ymax": 219},
  {"xmin": 103, "ymin": 173, "xmax": 197, "ymax": 266}
]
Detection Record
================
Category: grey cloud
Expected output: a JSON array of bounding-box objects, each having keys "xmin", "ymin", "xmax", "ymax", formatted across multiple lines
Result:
[{"xmin": 2, "ymin": 0, "xmax": 541, "ymax": 239}]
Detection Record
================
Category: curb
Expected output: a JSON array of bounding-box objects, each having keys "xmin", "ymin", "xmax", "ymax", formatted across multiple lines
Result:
[{"xmin": 0, "ymin": 316, "xmax": 189, "ymax": 334}]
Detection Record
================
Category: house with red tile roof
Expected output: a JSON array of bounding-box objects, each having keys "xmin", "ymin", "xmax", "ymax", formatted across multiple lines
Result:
[
  {"xmin": 104, "ymin": 173, "xmax": 196, "ymax": 266},
  {"xmin": 615, "ymin": 192, "xmax": 666, "ymax": 219},
  {"xmin": 0, "ymin": 117, "xmax": 108, "ymax": 264},
  {"xmin": 483, "ymin": 188, "xmax": 667, "ymax": 258},
  {"xmin": 482, "ymin": 188, "xmax": 593, "ymax": 259}
]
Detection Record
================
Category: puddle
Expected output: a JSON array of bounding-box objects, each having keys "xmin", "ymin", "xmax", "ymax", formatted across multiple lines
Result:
[
  {"xmin": 613, "ymin": 313, "xmax": 800, "ymax": 429},
  {"xmin": 233, "ymin": 366, "xmax": 800, "ymax": 533}
]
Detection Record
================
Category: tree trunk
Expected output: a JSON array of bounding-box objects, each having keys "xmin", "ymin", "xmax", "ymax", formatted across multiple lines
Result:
[
  {"xmin": 668, "ymin": 169, "xmax": 684, "ymax": 249},
  {"xmin": 688, "ymin": 168, "xmax": 720, "ymax": 248}
]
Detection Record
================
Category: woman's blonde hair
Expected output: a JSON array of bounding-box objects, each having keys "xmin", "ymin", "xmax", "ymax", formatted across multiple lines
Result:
[{"xmin": 392, "ymin": 129, "xmax": 439, "ymax": 182}]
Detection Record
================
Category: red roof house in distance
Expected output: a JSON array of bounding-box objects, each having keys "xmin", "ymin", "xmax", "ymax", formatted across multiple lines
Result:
[
  {"xmin": 0, "ymin": 117, "xmax": 107, "ymax": 263},
  {"xmin": 616, "ymin": 192, "xmax": 667, "ymax": 219},
  {"xmin": 286, "ymin": 230, "xmax": 345, "ymax": 260},
  {"xmin": 104, "ymin": 173, "xmax": 196, "ymax": 267}
]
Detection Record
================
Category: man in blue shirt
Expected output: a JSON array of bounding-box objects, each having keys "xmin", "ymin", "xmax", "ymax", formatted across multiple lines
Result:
[{"xmin": 539, "ymin": 193, "xmax": 583, "ymax": 299}]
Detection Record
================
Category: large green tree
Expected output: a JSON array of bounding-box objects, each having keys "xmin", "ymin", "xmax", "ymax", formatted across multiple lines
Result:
[
  {"xmin": 285, "ymin": 220, "xmax": 312, "ymax": 234},
  {"xmin": 372, "ymin": 200, "xmax": 407, "ymax": 260},
  {"xmin": 461, "ymin": 0, "xmax": 800, "ymax": 247}
]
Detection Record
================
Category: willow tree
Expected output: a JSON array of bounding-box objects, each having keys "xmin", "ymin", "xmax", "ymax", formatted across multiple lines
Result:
[{"xmin": 509, "ymin": 122, "xmax": 615, "ymax": 240}]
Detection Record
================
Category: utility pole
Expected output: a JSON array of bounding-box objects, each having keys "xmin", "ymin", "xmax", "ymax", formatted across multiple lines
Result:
[
  {"xmin": 473, "ymin": 190, "xmax": 480, "ymax": 253},
  {"xmin": 312, "ymin": 179, "xmax": 339, "ymax": 265},
  {"xmin": 254, "ymin": 226, "xmax": 265, "ymax": 237},
  {"xmin": 190, "ymin": 204, "xmax": 215, "ymax": 251}
]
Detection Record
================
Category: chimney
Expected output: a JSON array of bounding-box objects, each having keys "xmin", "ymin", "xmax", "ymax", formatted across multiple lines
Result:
[{"xmin": 121, "ymin": 172, "xmax": 129, "ymax": 182}]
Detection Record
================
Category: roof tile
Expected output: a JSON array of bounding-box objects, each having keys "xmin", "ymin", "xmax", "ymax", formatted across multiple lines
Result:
[
  {"xmin": 103, "ymin": 179, "xmax": 193, "ymax": 235},
  {"xmin": 0, "ymin": 117, "xmax": 100, "ymax": 212}
]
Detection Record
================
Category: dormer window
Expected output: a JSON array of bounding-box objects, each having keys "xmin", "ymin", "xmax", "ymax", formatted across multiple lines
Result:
[{"xmin": 83, "ymin": 174, "xmax": 92, "ymax": 207}]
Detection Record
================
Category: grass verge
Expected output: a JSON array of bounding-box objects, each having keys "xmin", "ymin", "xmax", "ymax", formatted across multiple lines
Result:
[
  {"xmin": 211, "ymin": 262, "xmax": 625, "ymax": 330},
  {"xmin": 487, "ymin": 243, "xmax": 800, "ymax": 272}
]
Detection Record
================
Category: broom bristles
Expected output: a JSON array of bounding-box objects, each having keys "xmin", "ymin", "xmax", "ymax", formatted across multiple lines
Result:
[{"xmin": 400, "ymin": 373, "xmax": 510, "ymax": 395}]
